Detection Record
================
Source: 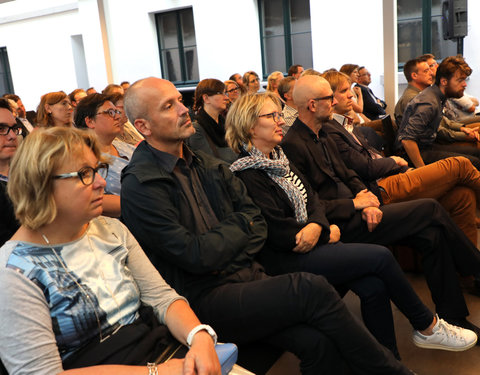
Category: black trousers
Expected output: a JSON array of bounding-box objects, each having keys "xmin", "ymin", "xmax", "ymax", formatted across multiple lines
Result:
[
  {"xmin": 258, "ymin": 242, "xmax": 433, "ymax": 359},
  {"xmin": 420, "ymin": 142, "xmax": 480, "ymax": 170},
  {"xmin": 192, "ymin": 265, "xmax": 411, "ymax": 375},
  {"xmin": 339, "ymin": 198, "xmax": 480, "ymax": 319}
]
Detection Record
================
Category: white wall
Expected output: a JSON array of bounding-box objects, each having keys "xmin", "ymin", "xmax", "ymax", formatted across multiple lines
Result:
[
  {"xmin": 0, "ymin": 1, "xmax": 81, "ymax": 110},
  {"xmin": 464, "ymin": 0, "xmax": 480, "ymax": 100},
  {"xmin": 310, "ymin": 0, "xmax": 385, "ymax": 97},
  {"xmin": 101, "ymin": 0, "xmax": 263, "ymax": 84}
]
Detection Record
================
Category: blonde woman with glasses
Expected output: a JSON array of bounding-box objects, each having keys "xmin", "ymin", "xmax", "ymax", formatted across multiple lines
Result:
[{"xmin": 0, "ymin": 127, "xmax": 221, "ymax": 375}]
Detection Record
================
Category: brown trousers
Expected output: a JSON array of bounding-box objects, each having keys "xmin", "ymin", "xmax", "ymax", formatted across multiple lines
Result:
[{"xmin": 379, "ymin": 156, "xmax": 480, "ymax": 245}]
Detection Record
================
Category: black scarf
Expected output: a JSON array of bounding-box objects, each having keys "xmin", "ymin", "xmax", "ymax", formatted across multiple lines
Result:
[{"xmin": 195, "ymin": 108, "xmax": 228, "ymax": 148}]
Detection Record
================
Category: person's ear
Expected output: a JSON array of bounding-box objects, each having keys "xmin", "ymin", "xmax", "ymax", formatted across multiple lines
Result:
[
  {"xmin": 202, "ymin": 93, "xmax": 210, "ymax": 105},
  {"xmin": 85, "ymin": 116, "xmax": 95, "ymax": 129},
  {"xmin": 134, "ymin": 118, "xmax": 151, "ymax": 137}
]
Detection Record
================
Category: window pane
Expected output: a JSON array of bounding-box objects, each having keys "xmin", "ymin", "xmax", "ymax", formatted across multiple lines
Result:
[
  {"xmin": 162, "ymin": 49, "xmax": 181, "ymax": 83},
  {"xmin": 431, "ymin": 17, "xmax": 458, "ymax": 59},
  {"xmin": 264, "ymin": 36, "xmax": 286, "ymax": 73},
  {"xmin": 291, "ymin": 33, "xmax": 312, "ymax": 67},
  {"xmin": 180, "ymin": 9, "xmax": 196, "ymax": 47},
  {"xmin": 0, "ymin": 47, "xmax": 14, "ymax": 95},
  {"xmin": 398, "ymin": 20, "xmax": 422, "ymax": 63},
  {"xmin": 290, "ymin": 0, "xmax": 310, "ymax": 33},
  {"xmin": 263, "ymin": 0, "xmax": 284, "ymax": 36},
  {"xmin": 431, "ymin": 0, "xmax": 443, "ymax": 14},
  {"xmin": 159, "ymin": 13, "xmax": 178, "ymax": 49},
  {"xmin": 184, "ymin": 47, "xmax": 199, "ymax": 82},
  {"xmin": 398, "ymin": 0, "xmax": 422, "ymax": 19}
]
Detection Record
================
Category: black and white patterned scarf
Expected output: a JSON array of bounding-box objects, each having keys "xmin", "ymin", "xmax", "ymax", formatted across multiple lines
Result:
[{"xmin": 230, "ymin": 144, "xmax": 307, "ymax": 223}]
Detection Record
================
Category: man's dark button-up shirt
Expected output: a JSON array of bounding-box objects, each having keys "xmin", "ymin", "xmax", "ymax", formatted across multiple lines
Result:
[{"xmin": 395, "ymin": 84, "xmax": 446, "ymax": 151}]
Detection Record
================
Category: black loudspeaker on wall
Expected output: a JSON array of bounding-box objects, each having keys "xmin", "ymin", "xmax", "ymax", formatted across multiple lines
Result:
[{"xmin": 442, "ymin": 0, "xmax": 468, "ymax": 40}]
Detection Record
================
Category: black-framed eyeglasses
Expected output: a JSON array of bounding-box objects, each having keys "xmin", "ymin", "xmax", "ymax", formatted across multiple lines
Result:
[
  {"xmin": 53, "ymin": 163, "xmax": 109, "ymax": 186},
  {"xmin": 225, "ymin": 87, "xmax": 239, "ymax": 96},
  {"xmin": 0, "ymin": 124, "xmax": 23, "ymax": 136},
  {"xmin": 312, "ymin": 95, "xmax": 335, "ymax": 104},
  {"xmin": 96, "ymin": 109, "xmax": 121, "ymax": 118},
  {"xmin": 258, "ymin": 111, "xmax": 285, "ymax": 123}
]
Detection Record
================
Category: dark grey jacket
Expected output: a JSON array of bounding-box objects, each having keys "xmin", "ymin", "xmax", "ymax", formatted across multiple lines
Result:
[{"xmin": 121, "ymin": 141, "xmax": 267, "ymax": 303}]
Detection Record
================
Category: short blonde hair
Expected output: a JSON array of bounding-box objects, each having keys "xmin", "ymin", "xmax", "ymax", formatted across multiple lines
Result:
[
  {"xmin": 266, "ymin": 71, "xmax": 284, "ymax": 91},
  {"xmin": 8, "ymin": 127, "xmax": 104, "ymax": 230},
  {"xmin": 225, "ymin": 92, "xmax": 281, "ymax": 153}
]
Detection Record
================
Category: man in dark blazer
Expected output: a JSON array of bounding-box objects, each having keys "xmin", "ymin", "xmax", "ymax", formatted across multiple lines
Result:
[
  {"xmin": 356, "ymin": 67, "xmax": 387, "ymax": 120},
  {"xmin": 321, "ymin": 69, "xmax": 480, "ymax": 246},
  {"xmin": 281, "ymin": 74, "xmax": 480, "ymax": 334}
]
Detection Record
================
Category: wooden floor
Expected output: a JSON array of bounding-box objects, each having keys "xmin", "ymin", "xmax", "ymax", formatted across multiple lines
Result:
[{"xmin": 266, "ymin": 271, "xmax": 480, "ymax": 375}]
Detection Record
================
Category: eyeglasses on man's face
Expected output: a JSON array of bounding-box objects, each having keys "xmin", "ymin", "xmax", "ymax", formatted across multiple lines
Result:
[
  {"xmin": 312, "ymin": 95, "xmax": 335, "ymax": 104},
  {"xmin": 53, "ymin": 163, "xmax": 109, "ymax": 186},
  {"xmin": 0, "ymin": 124, "xmax": 23, "ymax": 136},
  {"xmin": 96, "ymin": 108, "xmax": 122, "ymax": 118},
  {"xmin": 258, "ymin": 111, "xmax": 285, "ymax": 123}
]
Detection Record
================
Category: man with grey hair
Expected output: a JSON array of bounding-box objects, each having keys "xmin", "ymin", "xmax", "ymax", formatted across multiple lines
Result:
[{"xmin": 120, "ymin": 76, "xmax": 414, "ymax": 374}]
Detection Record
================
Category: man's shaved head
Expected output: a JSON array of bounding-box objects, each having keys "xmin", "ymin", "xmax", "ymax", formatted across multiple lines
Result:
[
  {"xmin": 293, "ymin": 75, "xmax": 331, "ymax": 111},
  {"xmin": 124, "ymin": 77, "xmax": 174, "ymax": 123}
]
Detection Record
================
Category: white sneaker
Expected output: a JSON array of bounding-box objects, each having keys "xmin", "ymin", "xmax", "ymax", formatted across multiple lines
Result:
[{"xmin": 413, "ymin": 315, "xmax": 477, "ymax": 351}]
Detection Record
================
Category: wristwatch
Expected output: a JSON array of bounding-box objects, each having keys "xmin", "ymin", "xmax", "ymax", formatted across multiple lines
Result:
[
  {"xmin": 186, "ymin": 324, "xmax": 217, "ymax": 347},
  {"xmin": 147, "ymin": 362, "xmax": 158, "ymax": 375}
]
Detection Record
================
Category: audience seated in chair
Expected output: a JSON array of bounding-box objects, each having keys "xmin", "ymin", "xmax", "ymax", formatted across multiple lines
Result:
[
  {"xmin": 68, "ymin": 88, "xmax": 87, "ymax": 108},
  {"xmin": 280, "ymin": 74, "xmax": 480, "ymax": 336},
  {"xmin": 3, "ymin": 94, "xmax": 33, "ymax": 133},
  {"xmin": 287, "ymin": 64, "xmax": 304, "ymax": 80},
  {"xmin": 356, "ymin": 66, "xmax": 387, "ymax": 120},
  {"xmin": 120, "ymin": 77, "xmax": 416, "ymax": 375},
  {"xmin": 107, "ymin": 92, "xmax": 144, "ymax": 146},
  {"xmin": 322, "ymin": 70, "xmax": 480, "ymax": 245},
  {"xmin": 396, "ymin": 55, "xmax": 480, "ymax": 169},
  {"xmin": 395, "ymin": 56, "xmax": 480, "ymax": 148},
  {"xmin": 74, "ymin": 93, "xmax": 135, "ymax": 218},
  {"xmin": 339, "ymin": 64, "xmax": 367, "ymax": 121},
  {"xmin": 243, "ymin": 71, "xmax": 262, "ymax": 94},
  {"xmin": 0, "ymin": 127, "xmax": 221, "ymax": 375},
  {"xmin": 226, "ymin": 91, "xmax": 477, "ymax": 359},
  {"xmin": 36, "ymin": 91, "xmax": 74, "ymax": 128},
  {"xmin": 187, "ymin": 78, "xmax": 237, "ymax": 164},
  {"xmin": 0, "ymin": 99, "xmax": 21, "ymax": 247},
  {"xmin": 278, "ymin": 76, "xmax": 298, "ymax": 134}
]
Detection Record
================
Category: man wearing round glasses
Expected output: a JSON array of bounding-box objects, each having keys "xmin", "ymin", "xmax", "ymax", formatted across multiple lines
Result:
[{"xmin": 0, "ymin": 98, "xmax": 21, "ymax": 246}]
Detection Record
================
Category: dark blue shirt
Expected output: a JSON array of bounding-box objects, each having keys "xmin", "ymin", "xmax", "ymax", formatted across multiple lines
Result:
[{"xmin": 395, "ymin": 84, "xmax": 446, "ymax": 150}]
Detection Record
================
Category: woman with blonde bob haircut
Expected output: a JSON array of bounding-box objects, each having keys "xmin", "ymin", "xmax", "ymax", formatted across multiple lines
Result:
[
  {"xmin": 225, "ymin": 92, "xmax": 281, "ymax": 155},
  {"xmin": 1, "ymin": 127, "xmax": 221, "ymax": 375},
  {"xmin": 8, "ymin": 127, "xmax": 104, "ymax": 230},
  {"xmin": 226, "ymin": 92, "xmax": 475, "ymax": 360}
]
